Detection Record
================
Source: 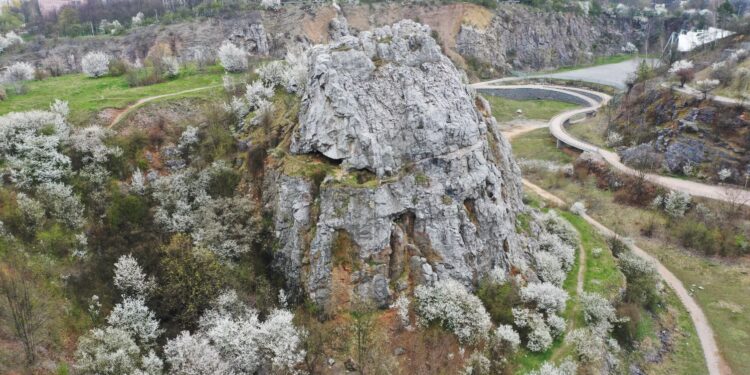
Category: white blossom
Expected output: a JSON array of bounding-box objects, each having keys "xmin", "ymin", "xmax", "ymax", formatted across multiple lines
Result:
[
  {"xmin": 165, "ymin": 331, "xmax": 232, "ymax": 375},
  {"xmin": 218, "ymin": 41, "xmax": 248, "ymax": 73},
  {"xmin": 16, "ymin": 193, "xmax": 45, "ymax": 229},
  {"xmin": 107, "ymin": 297, "xmax": 163, "ymax": 346},
  {"xmin": 390, "ymin": 295, "xmax": 411, "ymax": 328},
  {"xmin": 414, "ymin": 279, "xmax": 492, "ymax": 343},
  {"xmin": 49, "ymin": 99, "xmax": 70, "ymax": 118},
  {"xmin": 668, "ymin": 59, "xmax": 694, "ymax": 75},
  {"xmin": 520, "ymin": 282, "xmax": 568, "ymax": 314},
  {"xmin": 245, "ymin": 80, "xmax": 274, "ymax": 109},
  {"xmin": 534, "ymin": 251, "xmax": 566, "ymax": 286},
  {"xmin": 3, "ymin": 61, "xmax": 34, "ymax": 92},
  {"xmin": 132, "ymin": 12, "xmax": 144, "ymax": 26},
  {"xmin": 570, "ymin": 201, "xmax": 586, "ymax": 215},
  {"xmin": 134, "ymin": 350, "xmax": 163, "ymax": 375},
  {"xmin": 663, "ymin": 190, "xmax": 691, "ymax": 218},
  {"xmin": 581, "ymin": 292, "xmax": 618, "ymax": 332},
  {"xmin": 35, "ymin": 182, "xmax": 84, "ymax": 229},
  {"xmin": 493, "ymin": 324, "xmax": 520, "ymax": 352},
  {"xmin": 223, "ymin": 96, "xmax": 251, "ymax": 119},
  {"xmin": 514, "ymin": 308, "xmax": 553, "ymax": 352},
  {"xmin": 113, "ymin": 254, "xmax": 156, "ymax": 297},
  {"xmin": 718, "ymin": 168, "xmax": 732, "ymax": 181},
  {"xmin": 75, "ymin": 327, "xmax": 141, "ymax": 375},
  {"xmin": 68, "ymin": 125, "xmax": 121, "ymax": 165},
  {"xmin": 0, "ymin": 110, "xmax": 71, "ymax": 187},
  {"xmin": 131, "ymin": 168, "xmax": 147, "ymax": 194},
  {"xmin": 178, "ymin": 126, "xmax": 200, "ymax": 152},
  {"xmin": 163, "ymin": 56, "xmax": 180, "ymax": 77},
  {"xmin": 527, "ymin": 358, "xmax": 577, "ymax": 375},
  {"xmin": 261, "ymin": 0, "xmax": 281, "ymax": 9},
  {"xmin": 82, "ymin": 51, "xmax": 110, "ymax": 78},
  {"xmin": 540, "ymin": 211, "xmax": 579, "ymax": 248}
]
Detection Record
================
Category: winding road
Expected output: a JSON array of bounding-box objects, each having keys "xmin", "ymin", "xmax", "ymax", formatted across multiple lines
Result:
[
  {"xmin": 494, "ymin": 85, "xmax": 731, "ymax": 375},
  {"xmin": 473, "ymin": 82, "xmax": 750, "ymax": 206}
]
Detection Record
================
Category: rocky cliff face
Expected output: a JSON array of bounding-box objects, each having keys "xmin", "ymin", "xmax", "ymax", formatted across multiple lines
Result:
[
  {"xmin": 267, "ymin": 20, "xmax": 530, "ymax": 310},
  {"xmin": 456, "ymin": 6, "xmax": 639, "ymax": 74},
  {"xmin": 3, "ymin": 4, "xmax": 641, "ymax": 77}
]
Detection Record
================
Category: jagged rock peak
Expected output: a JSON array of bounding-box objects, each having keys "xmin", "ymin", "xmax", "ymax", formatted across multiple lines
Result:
[
  {"xmin": 271, "ymin": 20, "xmax": 527, "ymax": 310},
  {"xmin": 291, "ymin": 20, "xmax": 481, "ymax": 177}
]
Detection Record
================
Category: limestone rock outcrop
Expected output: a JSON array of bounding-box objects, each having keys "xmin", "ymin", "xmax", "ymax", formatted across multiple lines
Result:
[{"xmin": 269, "ymin": 20, "xmax": 528, "ymax": 309}]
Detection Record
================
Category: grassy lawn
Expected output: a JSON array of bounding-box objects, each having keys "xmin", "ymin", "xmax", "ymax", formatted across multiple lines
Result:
[
  {"xmin": 0, "ymin": 65, "xmax": 237, "ymax": 125},
  {"xmin": 510, "ymin": 128, "xmax": 575, "ymax": 164},
  {"xmin": 483, "ymin": 95, "xmax": 579, "ymax": 122},
  {"xmin": 512, "ymin": 131, "xmax": 737, "ymax": 374},
  {"xmin": 565, "ymin": 115, "xmax": 608, "ymax": 149}
]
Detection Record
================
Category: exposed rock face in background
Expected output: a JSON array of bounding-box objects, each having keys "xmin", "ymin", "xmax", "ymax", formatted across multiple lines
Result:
[
  {"xmin": 268, "ymin": 20, "xmax": 528, "ymax": 309},
  {"xmin": 456, "ymin": 6, "xmax": 639, "ymax": 74},
  {"xmin": 2, "ymin": 3, "xmax": 642, "ymax": 77}
]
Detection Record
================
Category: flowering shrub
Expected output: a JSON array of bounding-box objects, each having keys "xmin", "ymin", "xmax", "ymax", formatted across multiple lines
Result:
[
  {"xmin": 570, "ymin": 201, "xmax": 586, "ymax": 216},
  {"xmin": 718, "ymin": 168, "xmax": 732, "ymax": 182},
  {"xmin": 580, "ymin": 292, "xmax": 617, "ymax": 332},
  {"xmin": 0, "ymin": 110, "xmax": 71, "ymax": 187},
  {"xmin": 663, "ymin": 190, "xmax": 690, "ymax": 218},
  {"xmin": 3, "ymin": 61, "xmax": 34, "ymax": 93},
  {"xmin": 534, "ymin": 251, "xmax": 565, "ymax": 286},
  {"xmin": 414, "ymin": 279, "xmax": 492, "ymax": 343},
  {"xmin": 605, "ymin": 131, "xmax": 624, "ymax": 147},
  {"xmin": 537, "ymin": 232, "xmax": 575, "ymax": 272},
  {"xmin": 218, "ymin": 41, "xmax": 248, "ymax": 72},
  {"xmin": 390, "ymin": 295, "xmax": 411, "ymax": 328},
  {"xmin": 261, "ymin": 0, "xmax": 281, "ymax": 9},
  {"xmin": 132, "ymin": 12, "xmax": 144, "ymax": 26},
  {"xmin": 668, "ymin": 60, "xmax": 694, "ymax": 87},
  {"xmin": 107, "ymin": 297, "xmax": 163, "ymax": 346},
  {"xmin": 527, "ymin": 358, "xmax": 577, "ymax": 375},
  {"xmin": 113, "ymin": 254, "xmax": 155, "ymax": 297},
  {"xmin": 540, "ymin": 211, "xmax": 579, "ymax": 248},
  {"xmin": 75, "ymin": 327, "xmax": 142, "ymax": 374},
  {"xmin": 82, "ymin": 51, "xmax": 110, "ymax": 78},
  {"xmin": 520, "ymin": 282, "xmax": 568, "ymax": 313},
  {"xmin": 493, "ymin": 324, "xmax": 521, "ymax": 352},
  {"xmin": 513, "ymin": 308, "xmax": 553, "ymax": 352},
  {"xmin": 35, "ymin": 182, "xmax": 84, "ymax": 229}
]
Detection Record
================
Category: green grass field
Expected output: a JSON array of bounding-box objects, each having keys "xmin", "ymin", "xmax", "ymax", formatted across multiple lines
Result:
[
  {"xmin": 0, "ymin": 65, "xmax": 236, "ymax": 125},
  {"xmin": 483, "ymin": 95, "xmax": 579, "ymax": 122},
  {"xmin": 543, "ymin": 54, "xmax": 653, "ymax": 74},
  {"xmin": 511, "ymin": 127, "xmax": 574, "ymax": 164}
]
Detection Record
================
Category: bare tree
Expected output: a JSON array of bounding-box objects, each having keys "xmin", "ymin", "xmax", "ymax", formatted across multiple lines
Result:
[{"xmin": 0, "ymin": 259, "xmax": 49, "ymax": 366}]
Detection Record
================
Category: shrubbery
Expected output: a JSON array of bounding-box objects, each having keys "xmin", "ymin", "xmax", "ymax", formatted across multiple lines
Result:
[
  {"xmin": 414, "ymin": 279, "xmax": 492, "ymax": 344},
  {"xmin": 82, "ymin": 51, "xmax": 110, "ymax": 78}
]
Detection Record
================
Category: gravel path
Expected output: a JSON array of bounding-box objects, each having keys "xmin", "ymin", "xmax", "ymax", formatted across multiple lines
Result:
[{"xmin": 499, "ymin": 99, "xmax": 730, "ymax": 375}]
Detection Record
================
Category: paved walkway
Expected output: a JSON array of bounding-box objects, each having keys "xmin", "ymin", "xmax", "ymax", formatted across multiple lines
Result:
[
  {"xmin": 521, "ymin": 179, "xmax": 729, "ymax": 375},
  {"xmin": 474, "ymin": 82, "xmax": 750, "ymax": 206}
]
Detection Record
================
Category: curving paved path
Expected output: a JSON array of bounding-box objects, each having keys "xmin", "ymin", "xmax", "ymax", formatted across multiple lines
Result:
[
  {"xmin": 473, "ymin": 82, "xmax": 750, "ymax": 206},
  {"xmin": 496, "ymin": 94, "xmax": 730, "ymax": 375},
  {"xmin": 521, "ymin": 179, "xmax": 729, "ymax": 375}
]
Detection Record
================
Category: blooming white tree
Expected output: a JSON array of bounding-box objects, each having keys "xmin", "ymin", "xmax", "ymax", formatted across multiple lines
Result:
[
  {"xmin": 0, "ymin": 110, "xmax": 71, "ymax": 187},
  {"xmin": 82, "ymin": 51, "xmax": 110, "ymax": 78},
  {"xmin": 540, "ymin": 211, "xmax": 579, "ymax": 248},
  {"xmin": 245, "ymin": 80, "xmax": 274, "ymax": 108},
  {"xmin": 695, "ymin": 78, "xmax": 720, "ymax": 99},
  {"xmin": 75, "ymin": 327, "xmax": 142, "ymax": 375},
  {"xmin": 165, "ymin": 331, "xmax": 232, "ymax": 375},
  {"xmin": 132, "ymin": 12, "xmax": 145, "ymax": 26},
  {"xmin": 218, "ymin": 41, "xmax": 248, "ymax": 72},
  {"xmin": 527, "ymin": 358, "xmax": 577, "ymax": 375},
  {"xmin": 107, "ymin": 297, "xmax": 163, "ymax": 346},
  {"xmin": 414, "ymin": 278, "xmax": 492, "ymax": 343},
  {"xmin": 606, "ymin": 131, "xmax": 623, "ymax": 147},
  {"xmin": 534, "ymin": 251, "xmax": 566, "ymax": 286},
  {"xmin": 663, "ymin": 190, "xmax": 691, "ymax": 218},
  {"xmin": 113, "ymin": 254, "xmax": 156, "ymax": 297},
  {"xmin": 50, "ymin": 99, "xmax": 70, "ymax": 117},
  {"xmin": 130, "ymin": 168, "xmax": 147, "ymax": 195},
  {"xmin": 163, "ymin": 56, "xmax": 180, "ymax": 77},
  {"xmin": 3, "ymin": 61, "xmax": 35, "ymax": 93},
  {"xmin": 537, "ymin": 232, "xmax": 575, "ymax": 272},
  {"xmin": 166, "ymin": 290, "xmax": 307, "ymax": 374},
  {"xmin": 35, "ymin": 182, "xmax": 84, "ymax": 229},
  {"xmin": 570, "ymin": 201, "xmax": 586, "ymax": 215},
  {"xmin": 718, "ymin": 168, "xmax": 732, "ymax": 182},
  {"xmin": 520, "ymin": 282, "xmax": 568, "ymax": 314},
  {"xmin": 390, "ymin": 295, "xmax": 411, "ymax": 328},
  {"xmin": 513, "ymin": 307, "xmax": 553, "ymax": 352},
  {"xmin": 668, "ymin": 60, "xmax": 694, "ymax": 87},
  {"xmin": 493, "ymin": 324, "xmax": 521, "ymax": 353},
  {"xmin": 261, "ymin": 0, "xmax": 281, "ymax": 10}
]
